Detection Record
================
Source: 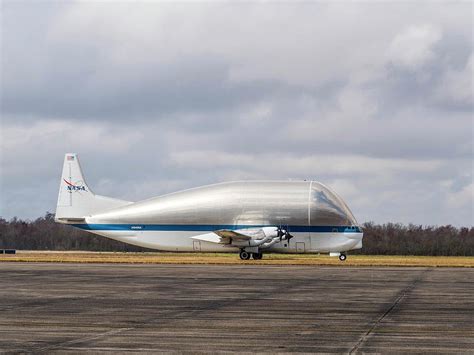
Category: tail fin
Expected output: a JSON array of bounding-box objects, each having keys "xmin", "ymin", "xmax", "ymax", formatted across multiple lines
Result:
[{"xmin": 55, "ymin": 153, "xmax": 131, "ymax": 223}]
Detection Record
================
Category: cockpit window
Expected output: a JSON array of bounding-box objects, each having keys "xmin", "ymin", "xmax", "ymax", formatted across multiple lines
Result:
[
  {"xmin": 310, "ymin": 182, "xmax": 358, "ymax": 226},
  {"xmin": 314, "ymin": 190, "xmax": 348, "ymax": 217}
]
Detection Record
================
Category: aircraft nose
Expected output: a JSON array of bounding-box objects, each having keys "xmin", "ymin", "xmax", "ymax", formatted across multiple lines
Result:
[{"xmin": 310, "ymin": 182, "xmax": 359, "ymax": 226}]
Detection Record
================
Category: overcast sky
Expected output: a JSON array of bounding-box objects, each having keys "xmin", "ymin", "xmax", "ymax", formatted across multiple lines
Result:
[{"xmin": 1, "ymin": 1, "xmax": 473, "ymax": 226}]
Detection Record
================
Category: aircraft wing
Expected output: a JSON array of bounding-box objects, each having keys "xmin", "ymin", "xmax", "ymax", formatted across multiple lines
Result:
[
  {"xmin": 214, "ymin": 229, "xmax": 253, "ymax": 240},
  {"xmin": 191, "ymin": 228, "xmax": 262, "ymax": 245}
]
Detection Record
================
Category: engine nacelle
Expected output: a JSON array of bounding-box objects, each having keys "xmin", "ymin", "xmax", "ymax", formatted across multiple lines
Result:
[
  {"xmin": 262, "ymin": 226, "xmax": 279, "ymax": 239},
  {"xmin": 230, "ymin": 226, "xmax": 292, "ymax": 249},
  {"xmin": 231, "ymin": 235, "xmax": 273, "ymax": 247}
]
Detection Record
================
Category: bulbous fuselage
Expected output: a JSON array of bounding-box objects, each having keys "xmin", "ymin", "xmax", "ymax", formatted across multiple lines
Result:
[{"xmin": 79, "ymin": 181, "xmax": 363, "ymax": 253}]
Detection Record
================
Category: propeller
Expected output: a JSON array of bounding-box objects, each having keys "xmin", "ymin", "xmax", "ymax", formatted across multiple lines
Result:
[
  {"xmin": 277, "ymin": 226, "xmax": 293, "ymax": 245},
  {"xmin": 284, "ymin": 229, "xmax": 294, "ymax": 245},
  {"xmin": 277, "ymin": 226, "xmax": 285, "ymax": 241}
]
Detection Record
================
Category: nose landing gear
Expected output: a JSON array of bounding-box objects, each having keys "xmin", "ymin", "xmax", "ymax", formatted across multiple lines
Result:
[{"xmin": 339, "ymin": 253, "xmax": 347, "ymax": 261}]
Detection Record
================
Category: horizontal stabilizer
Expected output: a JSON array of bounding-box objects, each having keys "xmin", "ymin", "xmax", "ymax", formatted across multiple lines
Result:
[{"xmin": 56, "ymin": 217, "xmax": 86, "ymax": 223}]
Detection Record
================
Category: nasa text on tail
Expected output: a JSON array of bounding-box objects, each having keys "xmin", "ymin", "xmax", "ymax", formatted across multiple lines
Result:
[{"xmin": 55, "ymin": 154, "xmax": 362, "ymax": 261}]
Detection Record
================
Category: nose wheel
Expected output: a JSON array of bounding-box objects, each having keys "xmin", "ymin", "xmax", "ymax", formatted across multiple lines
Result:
[{"xmin": 339, "ymin": 253, "xmax": 347, "ymax": 261}]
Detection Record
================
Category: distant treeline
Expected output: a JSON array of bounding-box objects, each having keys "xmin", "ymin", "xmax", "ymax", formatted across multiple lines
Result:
[
  {"xmin": 0, "ymin": 213, "xmax": 148, "ymax": 252},
  {"xmin": 0, "ymin": 213, "xmax": 472, "ymax": 256}
]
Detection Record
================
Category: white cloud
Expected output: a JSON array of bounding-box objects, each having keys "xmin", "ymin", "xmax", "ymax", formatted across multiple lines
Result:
[
  {"xmin": 41, "ymin": 3, "xmax": 446, "ymax": 86},
  {"xmin": 387, "ymin": 24, "xmax": 442, "ymax": 70},
  {"xmin": 1, "ymin": 119, "xmax": 143, "ymax": 177},
  {"xmin": 435, "ymin": 52, "xmax": 474, "ymax": 106},
  {"xmin": 168, "ymin": 151, "xmax": 444, "ymax": 179}
]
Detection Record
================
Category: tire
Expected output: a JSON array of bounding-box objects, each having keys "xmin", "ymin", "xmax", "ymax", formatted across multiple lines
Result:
[
  {"xmin": 239, "ymin": 250, "xmax": 251, "ymax": 260},
  {"xmin": 252, "ymin": 252, "xmax": 263, "ymax": 260},
  {"xmin": 339, "ymin": 253, "xmax": 347, "ymax": 261}
]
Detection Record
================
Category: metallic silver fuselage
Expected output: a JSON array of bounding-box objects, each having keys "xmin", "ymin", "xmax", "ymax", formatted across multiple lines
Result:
[
  {"xmin": 82, "ymin": 181, "xmax": 363, "ymax": 253},
  {"xmin": 90, "ymin": 181, "xmax": 356, "ymax": 226}
]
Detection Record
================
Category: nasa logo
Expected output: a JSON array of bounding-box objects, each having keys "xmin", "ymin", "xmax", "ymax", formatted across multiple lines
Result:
[{"xmin": 63, "ymin": 179, "xmax": 87, "ymax": 193}]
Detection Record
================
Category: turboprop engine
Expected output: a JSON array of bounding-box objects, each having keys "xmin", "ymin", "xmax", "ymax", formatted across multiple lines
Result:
[
  {"xmin": 230, "ymin": 226, "xmax": 293, "ymax": 249},
  {"xmin": 260, "ymin": 227, "xmax": 294, "ymax": 249}
]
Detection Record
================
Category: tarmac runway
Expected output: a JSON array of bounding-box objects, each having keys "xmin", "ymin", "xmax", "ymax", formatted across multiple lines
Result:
[{"xmin": 0, "ymin": 263, "xmax": 472, "ymax": 353}]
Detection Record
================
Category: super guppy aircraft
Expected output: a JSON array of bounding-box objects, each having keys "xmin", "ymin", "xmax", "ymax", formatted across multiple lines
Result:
[{"xmin": 55, "ymin": 153, "xmax": 363, "ymax": 260}]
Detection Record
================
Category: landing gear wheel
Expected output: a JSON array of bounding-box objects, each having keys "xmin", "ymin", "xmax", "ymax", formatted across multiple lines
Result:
[
  {"xmin": 339, "ymin": 253, "xmax": 347, "ymax": 262},
  {"xmin": 252, "ymin": 252, "xmax": 263, "ymax": 260},
  {"xmin": 239, "ymin": 250, "xmax": 251, "ymax": 260}
]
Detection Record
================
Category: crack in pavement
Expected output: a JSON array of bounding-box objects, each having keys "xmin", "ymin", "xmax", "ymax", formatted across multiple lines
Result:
[{"xmin": 348, "ymin": 268, "xmax": 431, "ymax": 355}]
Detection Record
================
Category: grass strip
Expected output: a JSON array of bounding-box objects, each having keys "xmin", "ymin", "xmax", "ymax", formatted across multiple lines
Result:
[{"xmin": 0, "ymin": 252, "xmax": 473, "ymax": 267}]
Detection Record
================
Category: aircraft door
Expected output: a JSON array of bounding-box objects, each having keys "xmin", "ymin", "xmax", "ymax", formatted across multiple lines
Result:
[{"xmin": 193, "ymin": 241, "xmax": 201, "ymax": 252}]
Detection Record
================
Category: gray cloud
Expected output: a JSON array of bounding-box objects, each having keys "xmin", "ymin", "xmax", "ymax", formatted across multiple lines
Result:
[{"xmin": 1, "ymin": 1, "xmax": 472, "ymax": 226}]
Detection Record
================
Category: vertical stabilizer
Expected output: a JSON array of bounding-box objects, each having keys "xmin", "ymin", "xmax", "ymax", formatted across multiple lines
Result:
[{"xmin": 55, "ymin": 153, "xmax": 131, "ymax": 223}]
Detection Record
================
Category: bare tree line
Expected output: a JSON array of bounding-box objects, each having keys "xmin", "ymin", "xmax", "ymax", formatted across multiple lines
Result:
[
  {"xmin": 0, "ymin": 213, "xmax": 472, "ymax": 256},
  {"xmin": 0, "ymin": 213, "xmax": 147, "ymax": 252}
]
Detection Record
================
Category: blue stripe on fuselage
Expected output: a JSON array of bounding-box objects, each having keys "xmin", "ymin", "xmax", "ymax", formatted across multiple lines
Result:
[{"xmin": 72, "ymin": 224, "xmax": 362, "ymax": 233}]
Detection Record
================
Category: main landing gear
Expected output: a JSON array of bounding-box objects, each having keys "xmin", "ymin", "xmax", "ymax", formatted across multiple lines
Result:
[
  {"xmin": 239, "ymin": 250, "xmax": 251, "ymax": 260},
  {"xmin": 252, "ymin": 252, "xmax": 263, "ymax": 260},
  {"xmin": 339, "ymin": 253, "xmax": 347, "ymax": 262},
  {"xmin": 239, "ymin": 250, "xmax": 263, "ymax": 260}
]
